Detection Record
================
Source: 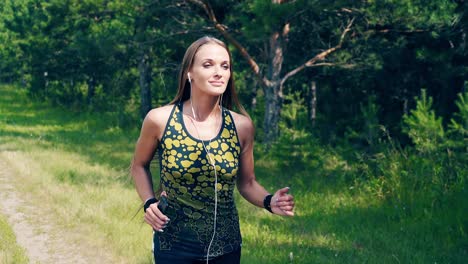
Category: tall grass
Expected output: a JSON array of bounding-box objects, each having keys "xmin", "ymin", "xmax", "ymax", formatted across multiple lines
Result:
[
  {"xmin": 0, "ymin": 85, "xmax": 152, "ymax": 263},
  {"xmin": 0, "ymin": 214, "xmax": 29, "ymax": 264},
  {"xmin": 0, "ymin": 84, "xmax": 466, "ymax": 263}
]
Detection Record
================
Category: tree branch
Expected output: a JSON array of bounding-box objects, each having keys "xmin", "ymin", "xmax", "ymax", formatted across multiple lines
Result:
[
  {"xmin": 364, "ymin": 28, "xmax": 429, "ymax": 35},
  {"xmin": 186, "ymin": 0, "xmax": 265, "ymax": 85},
  {"xmin": 280, "ymin": 17, "xmax": 355, "ymax": 87}
]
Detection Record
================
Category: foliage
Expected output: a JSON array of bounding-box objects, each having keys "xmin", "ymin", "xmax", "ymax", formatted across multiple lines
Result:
[
  {"xmin": 261, "ymin": 85, "xmax": 468, "ymax": 263},
  {"xmin": 448, "ymin": 88, "xmax": 468, "ymax": 149},
  {"xmin": 1, "ymin": 0, "xmax": 467, "ymax": 261},
  {"xmin": 403, "ymin": 89, "xmax": 445, "ymax": 153},
  {"xmin": 2, "ymin": 74, "xmax": 468, "ymax": 262},
  {"xmin": 0, "ymin": 0, "xmax": 466, "ymax": 145}
]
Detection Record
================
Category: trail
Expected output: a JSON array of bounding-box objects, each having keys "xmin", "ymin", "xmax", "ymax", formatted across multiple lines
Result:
[{"xmin": 0, "ymin": 151, "xmax": 113, "ymax": 264}]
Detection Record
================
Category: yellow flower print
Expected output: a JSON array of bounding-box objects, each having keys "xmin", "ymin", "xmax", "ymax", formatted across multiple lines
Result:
[
  {"xmin": 192, "ymin": 212, "xmax": 202, "ymax": 220},
  {"xmin": 183, "ymin": 137, "xmax": 197, "ymax": 146},
  {"xmin": 181, "ymin": 160, "xmax": 193, "ymax": 168},
  {"xmin": 225, "ymin": 115, "xmax": 232, "ymax": 124},
  {"xmin": 209, "ymin": 141, "xmax": 219, "ymax": 148},
  {"xmin": 207, "ymin": 153, "xmax": 216, "ymax": 164},
  {"xmin": 178, "ymin": 185, "xmax": 188, "ymax": 194},
  {"xmin": 221, "ymin": 128, "xmax": 230, "ymax": 138},
  {"xmin": 164, "ymin": 172, "xmax": 174, "ymax": 181},
  {"xmin": 173, "ymin": 171, "xmax": 181, "ymax": 178},
  {"xmin": 165, "ymin": 138, "xmax": 173, "ymax": 149},
  {"xmin": 188, "ymin": 167, "xmax": 201, "ymax": 173},
  {"xmin": 221, "ymin": 173, "xmax": 233, "ymax": 180},
  {"xmin": 197, "ymin": 175, "xmax": 208, "ymax": 182},
  {"xmin": 214, "ymin": 154, "xmax": 223, "ymax": 163},
  {"xmin": 183, "ymin": 173, "xmax": 193, "ymax": 181},
  {"xmin": 189, "ymin": 153, "xmax": 199, "ymax": 161},
  {"xmin": 167, "ymin": 156, "xmax": 177, "ymax": 168},
  {"xmin": 221, "ymin": 143, "xmax": 229, "ymax": 152},
  {"xmin": 202, "ymin": 187, "xmax": 214, "ymax": 196},
  {"xmin": 223, "ymin": 151, "xmax": 235, "ymax": 162},
  {"xmin": 174, "ymin": 123, "xmax": 182, "ymax": 131},
  {"xmin": 168, "ymin": 155, "xmax": 176, "ymax": 163}
]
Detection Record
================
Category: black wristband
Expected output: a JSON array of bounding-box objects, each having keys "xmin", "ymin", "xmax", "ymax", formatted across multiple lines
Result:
[
  {"xmin": 144, "ymin": 197, "xmax": 158, "ymax": 212},
  {"xmin": 263, "ymin": 194, "xmax": 273, "ymax": 213}
]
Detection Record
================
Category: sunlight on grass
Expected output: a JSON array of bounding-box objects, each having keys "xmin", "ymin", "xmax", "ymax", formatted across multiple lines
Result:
[
  {"xmin": 1, "ymin": 83, "xmax": 466, "ymax": 263},
  {"xmin": 1, "ymin": 148, "xmax": 152, "ymax": 263},
  {"xmin": 0, "ymin": 214, "xmax": 29, "ymax": 264}
]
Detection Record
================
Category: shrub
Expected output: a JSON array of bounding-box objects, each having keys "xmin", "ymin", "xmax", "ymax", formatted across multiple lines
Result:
[{"xmin": 403, "ymin": 89, "xmax": 444, "ymax": 154}]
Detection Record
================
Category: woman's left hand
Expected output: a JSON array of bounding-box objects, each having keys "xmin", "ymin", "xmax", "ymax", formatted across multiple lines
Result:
[{"xmin": 271, "ymin": 187, "xmax": 295, "ymax": 216}]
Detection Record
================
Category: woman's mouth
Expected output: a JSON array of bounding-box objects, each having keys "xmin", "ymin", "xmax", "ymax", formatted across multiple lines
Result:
[{"xmin": 209, "ymin": 81, "xmax": 224, "ymax": 86}]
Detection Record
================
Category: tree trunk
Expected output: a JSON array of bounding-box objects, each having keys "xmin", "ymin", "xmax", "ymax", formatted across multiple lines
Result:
[
  {"xmin": 186, "ymin": 1, "xmax": 352, "ymax": 145},
  {"xmin": 403, "ymin": 88, "xmax": 409, "ymax": 115},
  {"xmin": 251, "ymin": 75, "xmax": 258, "ymax": 111},
  {"xmin": 309, "ymin": 81, "xmax": 317, "ymax": 127},
  {"xmin": 263, "ymin": 31, "xmax": 285, "ymax": 145},
  {"xmin": 139, "ymin": 45, "xmax": 152, "ymax": 119},
  {"xmin": 263, "ymin": 82, "xmax": 282, "ymax": 144},
  {"xmin": 87, "ymin": 76, "xmax": 95, "ymax": 106}
]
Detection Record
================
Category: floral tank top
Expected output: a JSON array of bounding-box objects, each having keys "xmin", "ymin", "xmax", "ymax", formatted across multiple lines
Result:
[{"xmin": 154, "ymin": 102, "xmax": 242, "ymax": 259}]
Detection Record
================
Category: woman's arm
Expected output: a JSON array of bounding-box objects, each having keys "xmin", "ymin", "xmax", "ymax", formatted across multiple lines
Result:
[
  {"xmin": 234, "ymin": 113, "xmax": 294, "ymax": 216},
  {"xmin": 131, "ymin": 109, "xmax": 159, "ymax": 201},
  {"xmin": 130, "ymin": 107, "xmax": 171, "ymax": 231}
]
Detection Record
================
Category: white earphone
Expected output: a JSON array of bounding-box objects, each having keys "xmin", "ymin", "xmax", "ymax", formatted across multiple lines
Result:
[{"xmin": 187, "ymin": 72, "xmax": 191, "ymax": 83}]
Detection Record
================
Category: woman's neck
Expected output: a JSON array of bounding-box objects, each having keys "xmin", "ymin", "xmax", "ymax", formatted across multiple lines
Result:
[{"xmin": 189, "ymin": 95, "xmax": 220, "ymax": 122}]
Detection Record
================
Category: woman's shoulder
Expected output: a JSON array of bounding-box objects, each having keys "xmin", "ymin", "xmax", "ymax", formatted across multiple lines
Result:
[
  {"xmin": 144, "ymin": 104, "xmax": 176, "ymax": 128},
  {"xmin": 228, "ymin": 110, "xmax": 254, "ymax": 137}
]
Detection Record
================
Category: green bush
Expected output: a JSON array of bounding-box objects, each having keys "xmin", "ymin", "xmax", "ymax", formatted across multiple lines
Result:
[{"xmin": 403, "ymin": 89, "xmax": 444, "ymax": 154}]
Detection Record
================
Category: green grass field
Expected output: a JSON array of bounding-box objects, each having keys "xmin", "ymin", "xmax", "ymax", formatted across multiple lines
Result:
[
  {"xmin": 0, "ymin": 214, "xmax": 28, "ymax": 264},
  {"xmin": 0, "ymin": 83, "xmax": 466, "ymax": 263}
]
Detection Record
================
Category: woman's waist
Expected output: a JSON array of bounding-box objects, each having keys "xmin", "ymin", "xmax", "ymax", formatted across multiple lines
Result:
[{"xmin": 164, "ymin": 194, "xmax": 236, "ymax": 214}]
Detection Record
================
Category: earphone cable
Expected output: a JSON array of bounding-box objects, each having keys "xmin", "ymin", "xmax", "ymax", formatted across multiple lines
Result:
[{"xmin": 189, "ymin": 96, "xmax": 221, "ymax": 264}]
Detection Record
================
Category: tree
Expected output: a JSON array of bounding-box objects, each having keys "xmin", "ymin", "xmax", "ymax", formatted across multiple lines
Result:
[{"xmin": 185, "ymin": 0, "xmax": 358, "ymax": 144}]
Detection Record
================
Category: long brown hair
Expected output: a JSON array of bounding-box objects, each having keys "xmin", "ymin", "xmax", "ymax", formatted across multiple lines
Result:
[{"xmin": 169, "ymin": 36, "xmax": 248, "ymax": 116}]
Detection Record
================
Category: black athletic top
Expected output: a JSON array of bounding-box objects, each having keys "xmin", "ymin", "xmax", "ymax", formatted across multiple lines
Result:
[{"xmin": 154, "ymin": 102, "xmax": 242, "ymax": 260}]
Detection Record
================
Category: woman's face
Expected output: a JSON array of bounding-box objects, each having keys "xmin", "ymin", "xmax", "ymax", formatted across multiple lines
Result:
[{"xmin": 189, "ymin": 43, "xmax": 231, "ymax": 97}]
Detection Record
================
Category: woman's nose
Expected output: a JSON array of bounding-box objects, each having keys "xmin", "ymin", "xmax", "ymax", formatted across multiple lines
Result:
[{"xmin": 213, "ymin": 67, "xmax": 221, "ymax": 76}]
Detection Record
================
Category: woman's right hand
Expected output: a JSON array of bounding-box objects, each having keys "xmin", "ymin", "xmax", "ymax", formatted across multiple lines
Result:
[{"xmin": 144, "ymin": 192, "xmax": 170, "ymax": 232}]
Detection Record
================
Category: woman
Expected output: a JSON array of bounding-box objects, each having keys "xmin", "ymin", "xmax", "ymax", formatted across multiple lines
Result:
[{"xmin": 131, "ymin": 36, "xmax": 295, "ymax": 264}]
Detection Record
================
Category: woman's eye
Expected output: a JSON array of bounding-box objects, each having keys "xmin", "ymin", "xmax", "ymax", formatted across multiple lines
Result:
[
  {"xmin": 203, "ymin": 64, "xmax": 211, "ymax": 68},
  {"xmin": 222, "ymin": 64, "xmax": 230, "ymax": 70}
]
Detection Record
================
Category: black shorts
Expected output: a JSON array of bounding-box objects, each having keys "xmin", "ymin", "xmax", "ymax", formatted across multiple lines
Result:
[{"xmin": 154, "ymin": 248, "xmax": 241, "ymax": 264}]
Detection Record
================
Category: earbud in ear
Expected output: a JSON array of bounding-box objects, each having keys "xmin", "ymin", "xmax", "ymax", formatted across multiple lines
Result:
[{"xmin": 187, "ymin": 72, "xmax": 191, "ymax": 82}]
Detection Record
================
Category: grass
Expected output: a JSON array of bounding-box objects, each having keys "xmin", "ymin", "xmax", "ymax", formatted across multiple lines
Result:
[
  {"xmin": 0, "ymin": 214, "xmax": 29, "ymax": 264},
  {"xmin": 0, "ymin": 83, "xmax": 466, "ymax": 263}
]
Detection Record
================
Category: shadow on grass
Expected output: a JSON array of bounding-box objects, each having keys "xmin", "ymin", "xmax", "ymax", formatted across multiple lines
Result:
[
  {"xmin": 2, "ymin": 84, "xmax": 466, "ymax": 263},
  {"xmin": 242, "ymin": 198, "xmax": 467, "ymax": 263},
  {"xmin": 0, "ymin": 84, "xmax": 141, "ymax": 186}
]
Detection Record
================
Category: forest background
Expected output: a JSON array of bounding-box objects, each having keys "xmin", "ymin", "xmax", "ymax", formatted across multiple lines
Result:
[{"xmin": 0, "ymin": 0, "xmax": 467, "ymax": 263}]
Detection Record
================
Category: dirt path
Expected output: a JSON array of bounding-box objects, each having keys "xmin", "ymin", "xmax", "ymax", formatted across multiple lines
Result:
[{"xmin": 0, "ymin": 151, "xmax": 113, "ymax": 264}]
